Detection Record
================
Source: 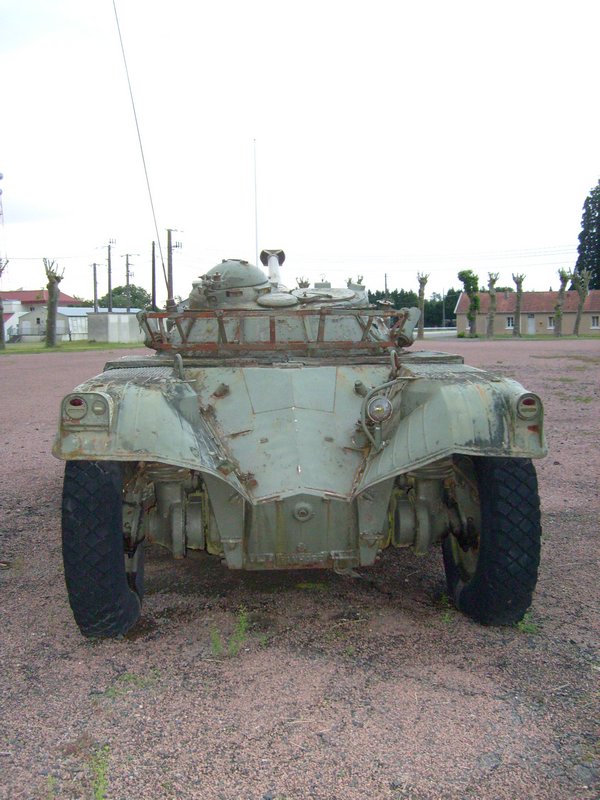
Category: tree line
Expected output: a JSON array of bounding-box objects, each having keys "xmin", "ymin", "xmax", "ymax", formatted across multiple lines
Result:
[
  {"xmin": 1, "ymin": 177, "xmax": 597, "ymax": 349},
  {"xmin": 368, "ymin": 287, "xmax": 461, "ymax": 327}
]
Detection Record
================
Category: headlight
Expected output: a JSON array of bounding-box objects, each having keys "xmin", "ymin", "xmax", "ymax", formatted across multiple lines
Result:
[{"xmin": 366, "ymin": 395, "xmax": 393, "ymax": 423}]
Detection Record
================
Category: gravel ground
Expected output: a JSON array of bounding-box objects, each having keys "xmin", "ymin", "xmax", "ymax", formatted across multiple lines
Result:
[{"xmin": 0, "ymin": 339, "xmax": 598, "ymax": 800}]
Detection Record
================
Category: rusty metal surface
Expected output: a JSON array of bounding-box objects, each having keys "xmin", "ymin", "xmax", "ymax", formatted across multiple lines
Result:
[{"xmin": 139, "ymin": 307, "xmax": 399, "ymax": 356}]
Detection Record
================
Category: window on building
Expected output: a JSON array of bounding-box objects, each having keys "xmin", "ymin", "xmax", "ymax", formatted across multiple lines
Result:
[
  {"xmin": 506, "ymin": 316, "xmax": 514, "ymax": 329},
  {"xmin": 547, "ymin": 316, "xmax": 555, "ymax": 329},
  {"xmin": 592, "ymin": 316, "xmax": 600, "ymax": 329},
  {"xmin": 36, "ymin": 318, "xmax": 41, "ymax": 325}
]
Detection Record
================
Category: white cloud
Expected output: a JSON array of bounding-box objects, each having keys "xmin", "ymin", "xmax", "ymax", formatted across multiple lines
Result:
[{"xmin": 1, "ymin": 0, "xmax": 598, "ymax": 303}]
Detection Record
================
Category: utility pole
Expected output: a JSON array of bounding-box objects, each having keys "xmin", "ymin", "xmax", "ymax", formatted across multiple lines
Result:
[
  {"xmin": 121, "ymin": 253, "xmax": 139, "ymax": 313},
  {"xmin": 442, "ymin": 288, "xmax": 446, "ymax": 328},
  {"xmin": 107, "ymin": 239, "xmax": 116, "ymax": 312},
  {"xmin": 91, "ymin": 263, "xmax": 99, "ymax": 312},
  {"xmin": 384, "ymin": 273, "xmax": 388, "ymax": 295},
  {"xmin": 166, "ymin": 228, "xmax": 182, "ymax": 310},
  {"xmin": 151, "ymin": 241, "xmax": 157, "ymax": 310}
]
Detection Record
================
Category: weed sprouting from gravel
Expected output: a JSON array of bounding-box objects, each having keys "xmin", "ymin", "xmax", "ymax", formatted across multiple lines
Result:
[
  {"xmin": 210, "ymin": 607, "xmax": 249, "ymax": 657},
  {"xmin": 101, "ymin": 669, "xmax": 160, "ymax": 699},
  {"xmin": 90, "ymin": 745, "xmax": 110, "ymax": 800},
  {"xmin": 515, "ymin": 611, "xmax": 539, "ymax": 635},
  {"xmin": 210, "ymin": 626, "xmax": 224, "ymax": 656},
  {"xmin": 228, "ymin": 606, "xmax": 249, "ymax": 656},
  {"xmin": 45, "ymin": 775, "xmax": 58, "ymax": 799},
  {"xmin": 295, "ymin": 581, "xmax": 328, "ymax": 591}
]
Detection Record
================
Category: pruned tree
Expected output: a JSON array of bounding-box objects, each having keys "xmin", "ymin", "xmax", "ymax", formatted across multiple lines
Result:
[
  {"xmin": 486, "ymin": 272, "xmax": 499, "ymax": 338},
  {"xmin": 573, "ymin": 268, "xmax": 592, "ymax": 336},
  {"xmin": 575, "ymin": 178, "xmax": 600, "ymax": 290},
  {"xmin": 458, "ymin": 270, "xmax": 479, "ymax": 336},
  {"xmin": 416, "ymin": 273, "xmax": 429, "ymax": 339},
  {"xmin": 512, "ymin": 273, "xmax": 525, "ymax": 337},
  {"xmin": 44, "ymin": 258, "xmax": 64, "ymax": 347},
  {"xmin": 553, "ymin": 269, "xmax": 571, "ymax": 337},
  {"xmin": 0, "ymin": 258, "xmax": 8, "ymax": 350},
  {"xmin": 296, "ymin": 276, "xmax": 310, "ymax": 289}
]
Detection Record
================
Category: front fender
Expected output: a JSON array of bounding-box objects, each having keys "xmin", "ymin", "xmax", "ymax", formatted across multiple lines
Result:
[
  {"xmin": 359, "ymin": 373, "xmax": 546, "ymax": 491},
  {"xmin": 52, "ymin": 370, "xmax": 246, "ymax": 493}
]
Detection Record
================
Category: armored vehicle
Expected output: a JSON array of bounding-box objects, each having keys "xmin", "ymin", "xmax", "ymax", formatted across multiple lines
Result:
[{"xmin": 53, "ymin": 251, "xmax": 546, "ymax": 637}]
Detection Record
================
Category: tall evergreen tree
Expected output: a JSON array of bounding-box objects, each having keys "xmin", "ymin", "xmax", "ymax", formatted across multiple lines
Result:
[{"xmin": 575, "ymin": 178, "xmax": 600, "ymax": 289}]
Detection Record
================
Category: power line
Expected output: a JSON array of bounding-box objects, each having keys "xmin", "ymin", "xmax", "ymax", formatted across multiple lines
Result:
[{"xmin": 112, "ymin": 0, "xmax": 168, "ymax": 290}]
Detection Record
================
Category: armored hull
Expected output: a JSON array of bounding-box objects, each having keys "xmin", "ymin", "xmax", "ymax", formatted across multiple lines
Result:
[{"xmin": 54, "ymin": 255, "xmax": 546, "ymax": 637}]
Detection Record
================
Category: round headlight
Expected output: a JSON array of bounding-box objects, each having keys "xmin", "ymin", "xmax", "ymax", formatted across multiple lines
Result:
[
  {"xmin": 91, "ymin": 398, "xmax": 107, "ymax": 416},
  {"xmin": 366, "ymin": 395, "xmax": 393, "ymax": 423}
]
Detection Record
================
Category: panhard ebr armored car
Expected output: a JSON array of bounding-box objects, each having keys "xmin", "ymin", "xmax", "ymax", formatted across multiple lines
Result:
[{"xmin": 53, "ymin": 251, "xmax": 546, "ymax": 637}]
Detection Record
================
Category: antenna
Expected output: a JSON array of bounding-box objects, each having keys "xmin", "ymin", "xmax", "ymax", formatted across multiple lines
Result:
[
  {"xmin": 112, "ymin": 0, "xmax": 168, "ymax": 292},
  {"xmin": 253, "ymin": 139, "xmax": 259, "ymax": 267}
]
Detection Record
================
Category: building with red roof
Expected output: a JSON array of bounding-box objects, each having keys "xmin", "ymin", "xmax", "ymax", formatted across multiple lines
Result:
[
  {"xmin": 455, "ymin": 290, "xmax": 600, "ymax": 336},
  {"xmin": 0, "ymin": 289, "xmax": 80, "ymax": 308}
]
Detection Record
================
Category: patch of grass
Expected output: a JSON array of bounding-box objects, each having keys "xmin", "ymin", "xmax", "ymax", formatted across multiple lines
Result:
[
  {"xmin": 531, "ymin": 352, "xmax": 600, "ymax": 362},
  {"xmin": 210, "ymin": 627, "xmax": 224, "ymax": 657},
  {"xmin": 436, "ymin": 593, "xmax": 455, "ymax": 622},
  {"xmin": 90, "ymin": 745, "xmax": 110, "ymax": 800},
  {"xmin": 554, "ymin": 392, "xmax": 594, "ymax": 404},
  {"xmin": 228, "ymin": 607, "xmax": 249, "ymax": 657},
  {"xmin": 295, "ymin": 581, "xmax": 328, "ymax": 591},
  {"xmin": 0, "ymin": 341, "xmax": 146, "ymax": 356},
  {"xmin": 46, "ymin": 775, "xmax": 58, "ymax": 799},
  {"xmin": 102, "ymin": 669, "xmax": 159, "ymax": 699},
  {"xmin": 515, "ymin": 611, "xmax": 539, "ymax": 635},
  {"xmin": 210, "ymin": 607, "xmax": 249, "ymax": 658}
]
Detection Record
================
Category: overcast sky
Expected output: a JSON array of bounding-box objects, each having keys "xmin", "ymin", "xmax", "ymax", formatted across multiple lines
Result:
[{"xmin": 1, "ymin": 0, "xmax": 599, "ymax": 305}]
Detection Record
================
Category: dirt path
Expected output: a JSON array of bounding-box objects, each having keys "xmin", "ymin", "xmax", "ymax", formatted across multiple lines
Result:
[{"xmin": 0, "ymin": 340, "xmax": 598, "ymax": 800}]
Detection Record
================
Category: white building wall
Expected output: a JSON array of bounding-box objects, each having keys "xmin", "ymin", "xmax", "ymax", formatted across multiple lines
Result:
[{"xmin": 87, "ymin": 313, "xmax": 145, "ymax": 343}]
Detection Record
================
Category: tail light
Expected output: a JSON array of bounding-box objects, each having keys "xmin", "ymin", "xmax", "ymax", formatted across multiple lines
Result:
[{"xmin": 516, "ymin": 393, "xmax": 541, "ymax": 420}]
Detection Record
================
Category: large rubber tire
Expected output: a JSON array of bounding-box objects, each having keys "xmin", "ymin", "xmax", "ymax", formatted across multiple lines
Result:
[
  {"xmin": 442, "ymin": 457, "xmax": 541, "ymax": 625},
  {"xmin": 62, "ymin": 461, "xmax": 142, "ymax": 638}
]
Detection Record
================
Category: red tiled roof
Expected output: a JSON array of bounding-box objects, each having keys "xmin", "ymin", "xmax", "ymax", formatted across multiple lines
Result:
[
  {"xmin": 0, "ymin": 289, "xmax": 79, "ymax": 304},
  {"xmin": 455, "ymin": 290, "xmax": 600, "ymax": 314},
  {"xmin": 2, "ymin": 313, "xmax": 14, "ymax": 323}
]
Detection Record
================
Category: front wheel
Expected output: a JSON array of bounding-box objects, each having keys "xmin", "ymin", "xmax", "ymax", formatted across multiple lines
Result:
[
  {"xmin": 442, "ymin": 456, "xmax": 541, "ymax": 625},
  {"xmin": 62, "ymin": 461, "xmax": 143, "ymax": 637}
]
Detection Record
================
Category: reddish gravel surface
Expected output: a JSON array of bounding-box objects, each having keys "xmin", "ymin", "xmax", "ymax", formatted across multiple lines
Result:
[{"xmin": 0, "ymin": 339, "xmax": 598, "ymax": 800}]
